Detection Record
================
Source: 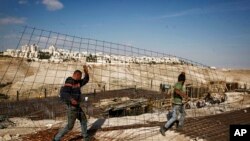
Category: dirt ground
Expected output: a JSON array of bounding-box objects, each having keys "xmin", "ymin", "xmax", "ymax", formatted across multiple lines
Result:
[
  {"xmin": 221, "ymin": 69, "xmax": 250, "ymax": 86},
  {"xmin": 1, "ymin": 57, "xmax": 250, "ymax": 140},
  {"xmin": 3, "ymin": 57, "xmax": 249, "ymax": 100},
  {"xmin": 0, "ymin": 92, "xmax": 249, "ymax": 141}
]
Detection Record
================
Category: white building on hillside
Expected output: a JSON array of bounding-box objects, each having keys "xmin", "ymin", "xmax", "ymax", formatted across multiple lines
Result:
[
  {"xmin": 3, "ymin": 44, "xmax": 39, "ymax": 58},
  {"xmin": 2, "ymin": 43, "xmax": 182, "ymax": 65}
]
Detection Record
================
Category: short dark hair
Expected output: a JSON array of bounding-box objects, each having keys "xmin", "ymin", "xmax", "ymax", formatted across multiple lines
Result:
[
  {"xmin": 74, "ymin": 70, "xmax": 82, "ymax": 75},
  {"xmin": 178, "ymin": 72, "xmax": 186, "ymax": 82}
]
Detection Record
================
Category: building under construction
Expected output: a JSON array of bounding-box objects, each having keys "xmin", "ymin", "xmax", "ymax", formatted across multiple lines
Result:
[{"xmin": 0, "ymin": 26, "xmax": 249, "ymax": 141}]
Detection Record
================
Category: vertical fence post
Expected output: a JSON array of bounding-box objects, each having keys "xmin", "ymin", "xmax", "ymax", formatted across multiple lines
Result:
[
  {"xmin": 244, "ymin": 83, "xmax": 247, "ymax": 95},
  {"xmin": 44, "ymin": 88, "xmax": 47, "ymax": 98},
  {"xmin": 16, "ymin": 91, "xmax": 19, "ymax": 101}
]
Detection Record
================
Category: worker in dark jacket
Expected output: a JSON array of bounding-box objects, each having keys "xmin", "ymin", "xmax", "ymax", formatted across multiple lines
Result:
[{"xmin": 53, "ymin": 65, "xmax": 89, "ymax": 141}]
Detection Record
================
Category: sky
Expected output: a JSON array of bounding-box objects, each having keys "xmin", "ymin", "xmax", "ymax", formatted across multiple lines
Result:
[{"xmin": 0, "ymin": 0, "xmax": 250, "ymax": 68}]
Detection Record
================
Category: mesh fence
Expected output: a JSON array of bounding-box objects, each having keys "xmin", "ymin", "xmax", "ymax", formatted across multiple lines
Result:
[{"xmin": 1, "ymin": 26, "xmax": 245, "ymax": 141}]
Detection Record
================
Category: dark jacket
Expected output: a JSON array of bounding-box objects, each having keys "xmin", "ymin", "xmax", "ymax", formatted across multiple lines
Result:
[{"xmin": 60, "ymin": 74, "xmax": 89, "ymax": 104}]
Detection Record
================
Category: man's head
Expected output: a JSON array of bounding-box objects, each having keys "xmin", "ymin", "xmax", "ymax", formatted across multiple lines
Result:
[
  {"xmin": 178, "ymin": 72, "xmax": 186, "ymax": 84},
  {"xmin": 73, "ymin": 70, "xmax": 82, "ymax": 80}
]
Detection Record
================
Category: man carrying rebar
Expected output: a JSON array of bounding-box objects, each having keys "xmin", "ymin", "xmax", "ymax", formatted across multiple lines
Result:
[
  {"xmin": 53, "ymin": 65, "xmax": 89, "ymax": 141},
  {"xmin": 160, "ymin": 72, "xmax": 189, "ymax": 136}
]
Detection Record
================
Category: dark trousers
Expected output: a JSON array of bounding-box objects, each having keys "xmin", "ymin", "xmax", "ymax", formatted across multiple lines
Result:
[{"xmin": 54, "ymin": 105, "xmax": 88, "ymax": 141}]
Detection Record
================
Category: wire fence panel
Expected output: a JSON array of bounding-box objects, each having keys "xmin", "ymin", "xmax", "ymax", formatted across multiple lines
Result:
[{"xmin": 0, "ymin": 26, "xmax": 248, "ymax": 141}]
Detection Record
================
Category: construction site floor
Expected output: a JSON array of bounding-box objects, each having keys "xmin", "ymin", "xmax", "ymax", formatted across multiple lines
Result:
[{"xmin": 21, "ymin": 107, "xmax": 250, "ymax": 141}]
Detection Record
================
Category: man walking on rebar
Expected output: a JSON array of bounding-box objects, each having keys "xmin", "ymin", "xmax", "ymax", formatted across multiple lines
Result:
[
  {"xmin": 53, "ymin": 65, "xmax": 89, "ymax": 141},
  {"xmin": 160, "ymin": 72, "xmax": 189, "ymax": 136}
]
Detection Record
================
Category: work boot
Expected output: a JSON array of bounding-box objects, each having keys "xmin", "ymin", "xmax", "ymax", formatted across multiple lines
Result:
[
  {"xmin": 52, "ymin": 138, "xmax": 58, "ymax": 141},
  {"xmin": 81, "ymin": 134, "xmax": 89, "ymax": 141},
  {"xmin": 176, "ymin": 127, "xmax": 183, "ymax": 132},
  {"xmin": 83, "ymin": 137, "xmax": 89, "ymax": 141},
  {"xmin": 51, "ymin": 136, "xmax": 56, "ymax": 141},
  {"xmin": 160, "ymin": 126, "xmax": 168, "ymax": 136},
  {"xmin": 175, "ymin": 121, "xmax": 179, "ymax": 128},
  {"xmin": 176, "ymin": 125, "xmax": 183, "ymax": 132}
]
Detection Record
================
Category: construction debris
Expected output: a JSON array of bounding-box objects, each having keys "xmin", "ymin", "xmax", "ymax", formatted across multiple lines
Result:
[{"xmin": 0, "ymin": 115, "xmax": 15, "ymax": 129}]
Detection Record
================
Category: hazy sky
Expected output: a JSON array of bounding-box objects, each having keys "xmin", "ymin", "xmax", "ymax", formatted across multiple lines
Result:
[{"xmin": 0, "ymin": 0, "xmax": 250, "ymax": 68}]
